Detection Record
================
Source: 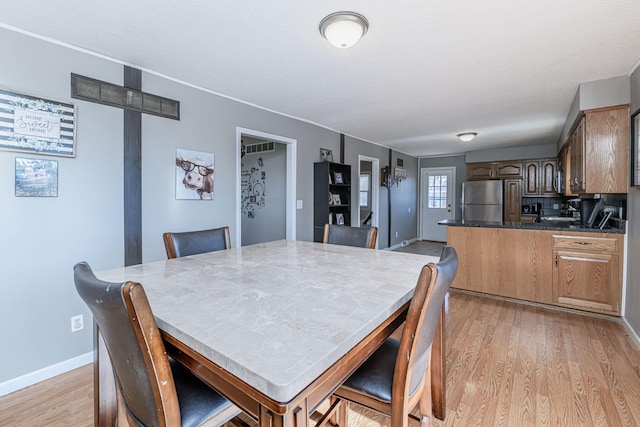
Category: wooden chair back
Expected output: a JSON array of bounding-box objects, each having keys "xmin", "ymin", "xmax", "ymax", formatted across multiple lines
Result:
[
  {"xmin": 323, "ymin": 224, "xmax": 378, "ymax": 249},
  {"xmin": 392, "ymin": 245, "xmax": 458, "ymax": 426},
  {"xmin": 73, "ymin": 262, "xmax": 180, "ymax": 426},
  {"xmin": 163, "ymin": 226, "xmax": 231, "ymax": 259}
]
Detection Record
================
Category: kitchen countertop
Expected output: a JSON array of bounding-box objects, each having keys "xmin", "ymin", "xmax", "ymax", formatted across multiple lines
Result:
[{"xmin": 438, "ymin": 218, "xmax": 626, "ymax": 234}]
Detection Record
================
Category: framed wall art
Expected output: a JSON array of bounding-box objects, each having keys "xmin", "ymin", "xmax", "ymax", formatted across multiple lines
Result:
[
  {"xmin": 175, "ymin": 148, "xmax": 215, "ymax": 200},
  {"xmin": 320, "ymin": 148, "xmax": 333, "ymax": 162},
  {"xmin": 0, "ymin": 88, "xmax": 76, "ymax": 157},
  {"xmin": 15, "ymin": 157, "xmax": 58, "ymax": 197}
]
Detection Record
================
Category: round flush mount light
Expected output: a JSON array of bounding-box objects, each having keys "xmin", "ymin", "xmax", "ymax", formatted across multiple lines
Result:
[
  {"xmin": 319, "ymin": 12, "xmax": 369, "ymax": 49},
  {"xmin": 457, "ymin": 132, "xmax": 478, "ymax": 142}
]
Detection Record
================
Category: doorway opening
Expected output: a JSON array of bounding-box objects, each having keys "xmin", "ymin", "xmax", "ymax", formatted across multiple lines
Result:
[
  {"xmin": 420, "ymin": 167, "xmax": 456, "ymax": 242},
  {"xmin": 358, "ymin": 155, "xmax": 380, "ymax": 248},
  {"xmin": 236, "ymin": 128, "xmax": 296, "ymax": 247}
]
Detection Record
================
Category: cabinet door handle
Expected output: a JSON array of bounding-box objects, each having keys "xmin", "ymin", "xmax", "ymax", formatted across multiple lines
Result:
[{"xmin": 575, "ymin": 241, "xmax": 592, "ymax": 245}]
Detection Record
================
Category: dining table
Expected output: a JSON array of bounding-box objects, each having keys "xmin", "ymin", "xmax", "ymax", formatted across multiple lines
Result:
[{"xmin": 94, "ymin": 239, "xmax": 446, "ymax": 426}]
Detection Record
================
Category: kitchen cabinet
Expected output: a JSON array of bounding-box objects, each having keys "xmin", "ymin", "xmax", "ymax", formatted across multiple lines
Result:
[
  {"xmin": 447, "ymin": 226, "xmax": 623, "ymax": 315},
  {"xmin": 559, "ymin": 145, "xmax": 578, "ymax": 196},
  {"xmin": 552, "ymin": 234, "xmax": 622, "ymax": 315},
  {"xmin": 523, "ymin": 158, "xmax": 559, "ymax": 197},
  {"xmin": 314, "ymin": 162, "xmax": 351, "ymax": 242},
  {"xmin": 447, "ymin": 227, "xmax": 552, "ymax": 303},
  {"xmin": 467, "ymin": 161, "xmax": 523, "ymax": 180},
  {"xmin": 568, "ymin": 105, "xmax": 629, "ymax": 194},
  {"xmin": 504, "ymin": 179, "xmax": 522, "ymax": 222}
]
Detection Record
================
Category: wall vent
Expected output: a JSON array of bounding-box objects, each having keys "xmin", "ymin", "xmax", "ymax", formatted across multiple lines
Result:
[{"xmin": 244, "ymin": 141, "xmax": 275, "ymax": 155}]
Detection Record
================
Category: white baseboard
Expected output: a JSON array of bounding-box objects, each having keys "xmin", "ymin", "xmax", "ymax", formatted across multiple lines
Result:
[
  {"xmin": 0, "ymin": 352, "xmax": 93, "ymax": 397},
  {"xmin": 622, "ymin": 317, "xmax": 640, "ymax": 351},
  {"xmin": 385, "ymin": 237, "xmax": 419, "ymax": 251}
]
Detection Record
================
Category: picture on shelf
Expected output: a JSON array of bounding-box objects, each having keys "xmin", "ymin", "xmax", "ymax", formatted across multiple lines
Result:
[
  {"xmin": 320, "ymin": 148, "xmax": 333, "ymax": 162},
  {"xmin": 334, "ymin": 172, "xmax": 344, "ymax": 184},
  {"xmin": 336, "ymin": 213, "xmax": 345, "ymax": 225},
  {"xmin": 331, "ymin": 193, "xmax": 341, "ymax": 205}
]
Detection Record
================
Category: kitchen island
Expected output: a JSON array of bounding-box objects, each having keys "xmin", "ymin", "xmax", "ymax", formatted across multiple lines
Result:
[{"xmin": 439, "ymin": 219, "xmax": 625, "ymax": 316}]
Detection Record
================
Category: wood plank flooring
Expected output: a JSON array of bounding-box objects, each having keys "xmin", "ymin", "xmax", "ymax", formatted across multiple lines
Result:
[{"xmin": 1, "ymin": 293, "xmax": 639, "ymax": 426}]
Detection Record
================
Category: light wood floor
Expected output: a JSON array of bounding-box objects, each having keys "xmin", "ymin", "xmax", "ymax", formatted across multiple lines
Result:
[{"xmin": 2, "ymin": 292, "xmax": 639, "ymax": 426}]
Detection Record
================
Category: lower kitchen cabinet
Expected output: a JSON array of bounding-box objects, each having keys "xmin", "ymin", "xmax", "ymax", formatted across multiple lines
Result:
[
  {"xmin": 447, "ymin": 226, "xmax": 623, "ymax": 315},
  {"xmin": 552, "ymin": 234, "xmax": 621, "ymax": 315}
]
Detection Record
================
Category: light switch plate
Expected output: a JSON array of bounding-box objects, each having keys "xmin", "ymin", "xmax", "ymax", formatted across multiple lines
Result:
[{"xmin": 296, "ymin": 200, "xmax": 303, "ymax": 209}]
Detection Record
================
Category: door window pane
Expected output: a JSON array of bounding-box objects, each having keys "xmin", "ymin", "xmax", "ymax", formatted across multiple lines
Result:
[{"xmin": 427, "ymin": 174, "xmax": 448, "ymax": 208}]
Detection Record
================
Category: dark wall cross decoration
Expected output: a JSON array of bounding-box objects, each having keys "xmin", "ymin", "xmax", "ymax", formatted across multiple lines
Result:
[{"xmin": 71, "ymin": 67, "xmax": 180, "ymax": 266}]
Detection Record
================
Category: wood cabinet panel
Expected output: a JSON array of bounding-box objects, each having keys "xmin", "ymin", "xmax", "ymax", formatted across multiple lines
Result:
[
  {"xmin": 584, "ymin": 106, "xmax": 630, "ymax": 193},
  {"xmin": 467, "ymin": 161, "xmax": 523, "ymax": 180},
  {"xmin": 495, "ymin": 162, "xmax": 523, "ymax": 178},
  {"xmin": 504, "ymin": 179, "xmax": 522, "ymax": 222},
  {"xmin": 524, "ymin": 159, "xmax": 558, "ymax": 196},
  {"xmin": 524, "ymin": 161, "xmax": 539, "ymax": 195},
  {"xmin": 568, "ymin": 106, "xmax": 629, "ymax": 194},
  {"xmin": 553, "ymin": 251, "xmax": 619, "ymax": 314},
  {"xmin": 447, "ymin": 227, "xmax": 622, "ymax": 314},
  {"xmin": 540, "ymin": 159, "xmax": 558, "ymax": 195},
  {"xmin": 467, "ymin": 162, "xmax": 494, "ymax": 180},
  {"xmin": 552, "ymin": 232, "xmax": 622, "ymax": 315},
  {"xmin": 447, "ymin": 227, "xmax": 552, "ymax": 302}
]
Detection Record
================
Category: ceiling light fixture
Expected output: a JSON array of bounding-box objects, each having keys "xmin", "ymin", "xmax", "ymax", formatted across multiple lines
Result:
[
  {"xmin": 319, "ymin": 12, "xmax": 369, "ymax": 49},
  {"xmin": 457, "ymin": 132, "xmax": 478, "ymax": 142}
]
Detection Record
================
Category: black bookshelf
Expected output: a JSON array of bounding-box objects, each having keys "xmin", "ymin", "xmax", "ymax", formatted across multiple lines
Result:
[{"xmin": 314, "ymin": 161, "xmax": 352, "ymax": 242}]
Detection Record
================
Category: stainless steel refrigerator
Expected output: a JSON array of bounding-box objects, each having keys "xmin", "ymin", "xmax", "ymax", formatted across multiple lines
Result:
[{"xmin": 461, "ymin": 180, "xmax": 504, "ymax": 223}]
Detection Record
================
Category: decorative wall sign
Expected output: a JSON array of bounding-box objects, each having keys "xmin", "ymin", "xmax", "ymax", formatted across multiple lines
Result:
[
  {"xmin": 15, "ymin": 157, "xmax": 58, "ymax": 197},
  {"xmin": 0, "ymin": 89, "xmax": 76, "ymax": 157},
  {"xmin": 241, "ymin": 158, "xmax": 266, "ymax": 216},
  {"xmin": 175, "ymin": 148, "xmax": 214, "ymax": 200}
]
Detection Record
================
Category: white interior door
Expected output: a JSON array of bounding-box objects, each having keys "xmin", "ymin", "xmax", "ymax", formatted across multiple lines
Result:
[{"xmin": 420, "ymin": 167, "xmax": 455, "ymax": 242}]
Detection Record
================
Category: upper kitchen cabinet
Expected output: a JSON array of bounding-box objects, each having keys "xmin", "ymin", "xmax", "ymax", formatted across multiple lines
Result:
[
  {"xmin": 467, "ymin": 161, "xmax": 523, "ymax": 180},
  {"xmin": 524, "ymin": 158, "xmax": 559, "ymax": 197},
  {"xmin": 568, "ymin": 105, "xmax": 629, "ymax": 194}
]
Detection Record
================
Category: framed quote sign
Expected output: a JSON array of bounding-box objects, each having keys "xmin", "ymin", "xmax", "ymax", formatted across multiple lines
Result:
[{"xmin": 0, "ymin": 88, "xmax": 76, "ymax": 157}]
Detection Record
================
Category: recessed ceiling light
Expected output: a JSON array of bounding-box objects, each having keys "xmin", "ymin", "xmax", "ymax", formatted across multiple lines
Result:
[
  {"xmin": 319, "ymin": 12, "xmax": 369, "ymax": 49},
  {"xmin": 457, "ymin": 132, "xmax": 478, "ymax": 142}
]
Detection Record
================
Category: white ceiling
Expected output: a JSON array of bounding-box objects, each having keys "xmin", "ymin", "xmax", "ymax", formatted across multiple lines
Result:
[{"xmin": 2, "ymin": 1, "xmax": 640, "ymax": 157}]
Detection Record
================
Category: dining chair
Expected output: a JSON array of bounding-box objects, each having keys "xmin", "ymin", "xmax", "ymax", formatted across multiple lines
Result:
[
  {"xmin": 319, "ymin": 245, "xmax": 458, "ymax": 427},
  {"xmin": 73, "ymin": 261, "xmax": 241, "ymax": 427},
  {"xmin": 323, "ymin": 224, "xmax": 378, "ymax": 249},
  {"xmin": 163, "ymin": 226, "xmax": 231, "ymax": 259}
]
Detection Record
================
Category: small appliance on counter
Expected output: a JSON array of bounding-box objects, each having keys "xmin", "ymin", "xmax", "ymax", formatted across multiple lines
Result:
[{"xmin": 531, "ymin": 202, "xmax": 542, "ymax": 215}]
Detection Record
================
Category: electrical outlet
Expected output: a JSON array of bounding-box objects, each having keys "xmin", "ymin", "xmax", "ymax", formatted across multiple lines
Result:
[
  {"xmin": 395, "ymin": 231, "xmax": 399, "ymax": 238},
  {"xmin": 71, "ymin": 314, "xmax": 83, "ymax": 332}
]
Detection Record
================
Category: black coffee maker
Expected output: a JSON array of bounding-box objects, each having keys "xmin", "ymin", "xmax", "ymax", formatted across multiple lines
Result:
[
  {"xmin": 531, "ymin": 202, "xmax": 542, "ymax": 215},
  {"xmin": 579, "ymin": 199, "xmax": 596, "ymax": 226}
]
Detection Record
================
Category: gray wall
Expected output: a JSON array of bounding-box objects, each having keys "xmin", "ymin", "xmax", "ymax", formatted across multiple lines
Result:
[
  {"xmin": 625, "ymin": 67, "xmax": 640, "ymax": 338},
  {"xmin": 465, "ymin": 144, "xmax": 558, "ymax": 163},
  {"xmin": 241, "ymin": 143, "xmax": 286, "ymax": 246},
  {"xmin": 343, "ymin": 136, "xmax": 391, "ymax": 249},
  {"xmin": 390, "ymin": 152, "xmax": 418, "ymax": 246},
  {"xmin": 0, "ymin": 27, "xmax": 410, "ymax": 386},
  {"xmin": 419, "ymin": 155, "xmax": 467, "ymax": 221},
  {"xmin": 557, "ymin": 76, "xmax": 631, "ymax": 150}
]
